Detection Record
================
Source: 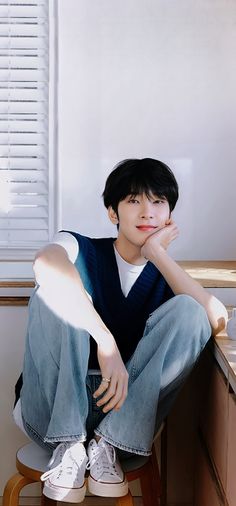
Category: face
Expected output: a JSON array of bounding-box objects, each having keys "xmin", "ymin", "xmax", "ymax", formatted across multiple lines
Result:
[{"xmin": 108, "ymin": 193, "xmax": 170, "ymax": 251}]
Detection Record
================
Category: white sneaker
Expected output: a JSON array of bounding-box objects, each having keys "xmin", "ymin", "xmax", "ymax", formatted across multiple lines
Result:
[
  {"xmin": 41, "ymin": 441, "xmax": 88, "ymax": 503},
  {"xmin": 87, "ymin": 438, "xmax": 128, "ymax": 497}
]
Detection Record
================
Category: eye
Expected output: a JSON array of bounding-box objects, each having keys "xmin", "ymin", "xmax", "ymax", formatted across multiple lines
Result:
[
  {"xmin": 153, "ymin": 199, "xmax": 165, "ymax": 205},
  {"xmin": 128, "ymin": 197, "xmax": 139, "ymax": 204}
]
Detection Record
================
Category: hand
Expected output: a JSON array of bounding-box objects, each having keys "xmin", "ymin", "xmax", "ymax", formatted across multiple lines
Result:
[
  {"xmin": 93, "ymin": 338, "xmax": 129, "ymax": 413},
  {"xmin": 141, "ymin": 219, "xmax": 179, "ymax": 261}
]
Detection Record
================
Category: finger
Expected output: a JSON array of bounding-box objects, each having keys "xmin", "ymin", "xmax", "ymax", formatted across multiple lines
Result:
[
  {"xmin": 168, "ymin": 223, "xmax": 178, "ymax": 232},
  {"xmin": 96, "ymin": 368, "xmax": 128, "ymax": 405},
  {"xmin": 100, "ymin": 377, "xmax": 123, "ymax": 408},
  {"xmin": 169, "ymin": 225, "xmax": 178, "ymax": 236},
  {"xmin": 172, "ymin": 227, "xmax": 179, "ymax": 237},
  {"xmin": 113, "ymin": 383, "xmax": 128, "ymax": 411},
  {"xmin": 101, "ymin": 375, "xmax": 128, "ymax": 412},
  {"xmin": 103, "ymin": 383, "xmax": 127, "ymax": 413},
  {"xmin": 93, "ymin": 378, "xmax": 111, "ymax": 399},
  {"xmin": 96, "ymin": 377, "xmax": 118, "ymax": 406}
]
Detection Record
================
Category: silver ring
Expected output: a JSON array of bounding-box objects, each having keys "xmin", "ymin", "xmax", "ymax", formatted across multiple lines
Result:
[{"xmin": 102, "ymin": 377, "xmax": 111, "ymax": 383}]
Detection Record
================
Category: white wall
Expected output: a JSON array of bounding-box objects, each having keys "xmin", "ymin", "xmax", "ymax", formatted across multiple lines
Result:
[
  {"xmin": 58, "ymin": 0, "xmax": 236, "ymax": 260},
  {"xmin": 0, "ymin": 307, "xmax": 37, "ymax": 494}
]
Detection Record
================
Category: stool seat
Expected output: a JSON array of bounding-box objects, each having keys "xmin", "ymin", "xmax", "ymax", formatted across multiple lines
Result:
[{"xmin": 17, "ymin": 443, "xmax": 51, "ymax": 473}]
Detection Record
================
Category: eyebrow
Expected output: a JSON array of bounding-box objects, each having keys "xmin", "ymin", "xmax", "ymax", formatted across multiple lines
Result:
[
  {"xmin": 146, "ymin": 194, "xmax": 167, "ymax": 201},
  {"xmin": 152, "ymin": 195, "xmax": 167, "ymax": 200},
  {"xmin": 127, "ymin": 193, "xmax": 167, "ymax": 201}
]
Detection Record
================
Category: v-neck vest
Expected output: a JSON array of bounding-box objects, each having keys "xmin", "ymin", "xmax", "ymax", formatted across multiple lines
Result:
[{"xmin": 69, "ymin": 232, "xmax": 174, "ymax": 369}]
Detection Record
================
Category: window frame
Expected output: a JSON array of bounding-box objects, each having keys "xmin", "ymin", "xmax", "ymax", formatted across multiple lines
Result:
[{"xmin": 0, "ymin": 0, "xmax": 58, "ymax": 280}]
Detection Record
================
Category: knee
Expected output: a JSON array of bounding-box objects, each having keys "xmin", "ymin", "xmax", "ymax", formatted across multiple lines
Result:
[
  {"xmin": 173, "ymin": 294, "xmax": 211, "ymax": 342},
  {"xmin": 174, "ymin": 294, "xmax": 206, "ymax": 319},
  {"xmin": 174, "ymin": 294, "xmax": 201, "ymax": 310}
]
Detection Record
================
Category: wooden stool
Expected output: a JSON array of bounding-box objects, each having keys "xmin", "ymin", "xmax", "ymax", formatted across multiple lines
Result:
[{"xmin": 3, "ymin": 428, "xmax": 166, "ymax": 506}]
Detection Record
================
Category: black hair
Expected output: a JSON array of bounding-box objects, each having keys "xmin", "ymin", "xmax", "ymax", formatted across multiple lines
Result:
[{"xmin": 102, "ymin": 158, "xmax": 179, "ymax": 214}]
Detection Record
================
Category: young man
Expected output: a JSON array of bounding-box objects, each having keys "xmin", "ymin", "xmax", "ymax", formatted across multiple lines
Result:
[{"xmin": 15, "ymin": 158, "xmax": 227, "ymax": 503}]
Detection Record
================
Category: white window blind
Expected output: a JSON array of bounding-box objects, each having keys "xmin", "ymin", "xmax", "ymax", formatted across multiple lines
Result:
[{"xmin": 0, "ymin": 0, "xmax": 49, "ymax": 250}]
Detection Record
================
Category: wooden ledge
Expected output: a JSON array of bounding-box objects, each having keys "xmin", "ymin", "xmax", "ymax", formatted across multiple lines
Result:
[
  {"xmin": 0, "ymin": 262, "xmax": 235, "ymax": 306},
  {"xmin": 0, "ymin": 297, "xmax": 29, "ymax": 306},
  {"xmin": 0, "ymin": 262, "xmax": 236, "ymax": 289},
  {"xmin": 178, "ymin": 261, "xmax": 236, "ymax": 288},
  {"xmin": 0, "ymin": 281, "xmax": 34, "ymax": 288}
]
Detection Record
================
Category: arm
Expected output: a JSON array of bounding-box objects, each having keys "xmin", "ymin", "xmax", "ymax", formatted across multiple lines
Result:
[
  {"xmin": 141, "ymin": 222, "xmax": 228, "ymax": 336},
  {"xmin": 34, "ymin": 243, "xmax": 128, "ymax": 411}
]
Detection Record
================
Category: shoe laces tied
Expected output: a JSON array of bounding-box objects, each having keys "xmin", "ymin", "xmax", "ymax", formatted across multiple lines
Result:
[
  {"xmin": 86, "ymin": 439, "xmax": 118, "ymax": 476},
  {"xmin": 41, "ymin": 442, "xmax": 85, "ymax": 482}
]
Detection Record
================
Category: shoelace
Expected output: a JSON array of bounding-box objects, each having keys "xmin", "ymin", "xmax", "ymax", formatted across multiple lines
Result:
[
  {"xmin": 41, "ymin": 443, "xmax": 85, "ymax": 482},
  {"xmin": 86, "ymin": 439, "xmax": 119, "ymax": 477}
]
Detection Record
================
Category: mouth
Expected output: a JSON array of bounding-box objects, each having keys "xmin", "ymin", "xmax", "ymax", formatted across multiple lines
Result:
[{"xmin": 136, "ymin": 226, "xmax": 157, "ymax": 232}]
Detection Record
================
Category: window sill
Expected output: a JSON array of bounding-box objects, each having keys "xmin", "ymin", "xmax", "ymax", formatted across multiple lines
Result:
[
  {"xmin": 178, "ymin": 261, "xmax": 236, "ymax": 288},
  {"xmin": 0, "ymin": 261, "xmax": 235, "ymax": 304}
]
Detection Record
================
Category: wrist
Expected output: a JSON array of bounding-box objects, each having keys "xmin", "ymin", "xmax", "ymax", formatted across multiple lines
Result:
[
  {"xmin": 144, "ymin": 243, "xmax": 166, "ymax": 263},
  {"xmin": 92, "ymin": 326, "xmax": 115, "ymax": 348}
]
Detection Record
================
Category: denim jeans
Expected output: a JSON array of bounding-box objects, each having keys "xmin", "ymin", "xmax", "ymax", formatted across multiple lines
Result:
[{"xmin": 21, "ymin": 287, "xmax": 211, "ymax": 456}]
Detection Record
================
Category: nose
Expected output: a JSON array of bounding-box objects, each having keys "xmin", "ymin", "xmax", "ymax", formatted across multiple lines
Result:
[{"xmin": 139, "ymin": 200, "xmax": 154, "ymax": 219}]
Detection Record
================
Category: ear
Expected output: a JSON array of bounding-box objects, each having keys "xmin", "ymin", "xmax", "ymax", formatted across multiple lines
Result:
[{"xmin": 108, "ymin": 206, "xmax": 119, "ymax": 225}]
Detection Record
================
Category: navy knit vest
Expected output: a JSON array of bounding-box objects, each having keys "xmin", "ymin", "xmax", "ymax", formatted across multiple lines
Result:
[{"xmin": 68, "ymin": 232, "xmax": 174, "ymax": 369}]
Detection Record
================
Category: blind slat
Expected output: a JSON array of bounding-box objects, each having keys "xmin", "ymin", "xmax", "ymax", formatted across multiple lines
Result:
[
  {"xmin": 0, "ymin": 120, "xmax": 46, "ymax": 132},
  {"xmin": 0, "ymin": 24, "xmax": 47, "ymax": 37},
  {"xmin": 0, "ymin": 160, "xmax": 46, "ymax": 169},
  {"xmin": 0, "ymin": 229, "xmax": 48, "ymax": 243},
  {"xmin": 0, "ymin": 206, "xmax": 47, "ymax": 218},
  {"xmin": 10, "ymin": 194, "xmax": 47, "ymax": 205},
  {"xmin": 0, "ymin": 0, "xmax": 46, "ymax": 5},
  {"xmin": 0, "ymin": 5, "xmax": 46, "ymax": 17},
  {"xmin": 0, "ymin": 89, "xmax": 46, "ymax": 101},
  {"xmin": 0, "ymin": 132, "xmax": 46, "ymax": 144},
  {"xmin": 0, "ymin": 131, "xmax": 46, "ymax": 142},
  {"xmin": 0, "ymin": 37, "xmax": 46, "ymax": 50},
  {"xmin": 0, "ymin": 56, "xmax": 47, "ymax": 68},
  {"xmin": 0, "ymin": 217, "xmax": 47, "ymax": 229},
  {"xmin": 1, "ymin": 181, "xmax": 47, "ymax": 193},
  {"xmin": 0, "ymin": 145, "xmax": 46, "ymax": 157},
  {"xmin": 0, "ymin": 103, "xmax": 47, "ymax": 114},
  {"xmin": 0, "ymin": 69, "xmax": 48, "ymax": 81}
]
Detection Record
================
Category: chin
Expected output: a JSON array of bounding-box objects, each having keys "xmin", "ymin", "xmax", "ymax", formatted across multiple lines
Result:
[{"xmin": 134, "ymin": 239, "xmax": 146, "ymax": 248}]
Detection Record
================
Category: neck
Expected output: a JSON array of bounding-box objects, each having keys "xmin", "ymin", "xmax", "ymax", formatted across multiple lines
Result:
[{"xmin": 114, "ymin": 238, "xmax": 146, "ymax": 266}]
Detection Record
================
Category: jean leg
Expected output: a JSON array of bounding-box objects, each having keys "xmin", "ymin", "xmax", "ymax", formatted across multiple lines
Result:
[
  {"xmin": 21, "ymin": 287, "xmax": 90, "ymax": 444},
  {"xmin": 95, "ymin": 295, "xmax": 211, "ymax": 456}
]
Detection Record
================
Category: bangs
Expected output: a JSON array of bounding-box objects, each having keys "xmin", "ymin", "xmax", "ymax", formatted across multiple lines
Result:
[
  {"xmin": 127, "ymin": 172, "xmax": 169, "ymax": 201},
  {"xmin": 128, "ymin": 183, "xmax": 166, "ymax": 201}
]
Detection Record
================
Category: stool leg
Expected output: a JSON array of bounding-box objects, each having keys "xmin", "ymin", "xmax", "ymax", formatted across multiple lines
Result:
[
  {"xmin": 150, "ymin": 447, "xmax": 161, "ymax": 505},
  {"xmin": 140, "ymin": 461, "xmax": 157, "ymax": 506},
  {"xmin": 160, "ymin": 422, "xmax": 168, "ymax": 506},
  {"xmin": 116, "ymin": 490, "xmax": 134, "ymax": 506},
  {"xmin": 3, "ymin": 473, "xmax": 35, "ymax": 506}
]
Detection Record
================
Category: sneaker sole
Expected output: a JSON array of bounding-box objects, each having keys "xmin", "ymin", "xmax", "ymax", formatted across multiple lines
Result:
[
  {"xmin": 43, "ymin": 481, "xmax": 86, "ymax": 503},
  {"xmin": 88, "ymin": 475, "xmax": 128, "ymax": 497}
]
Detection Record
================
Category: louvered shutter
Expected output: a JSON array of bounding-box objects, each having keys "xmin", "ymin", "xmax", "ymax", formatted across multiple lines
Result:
[{"xmin": 0, "ymin": 0, "xmax": 49, "ymax": 250}]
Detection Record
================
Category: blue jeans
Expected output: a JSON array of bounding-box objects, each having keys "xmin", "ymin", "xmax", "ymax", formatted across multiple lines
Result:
[{"xmin": 21, "ymin": 288, "xmax": 211, "ymax": 456}]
